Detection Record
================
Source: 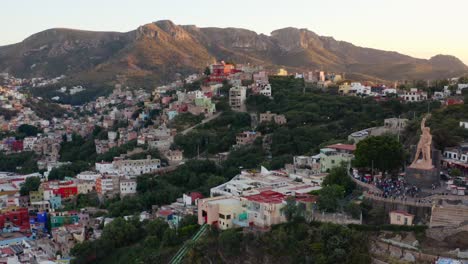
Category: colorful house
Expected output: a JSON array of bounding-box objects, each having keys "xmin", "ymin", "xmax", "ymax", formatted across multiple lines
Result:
[
  {"xmin": 30, "ymin": 211, "xmax": 48, "ymax": 235},
  {"xmin": 0, "ymin": 208, "xmax": 30, "ymax": 231},
  {"xmin": 49, "ymin": 196, "xmax": 62, "ymax": 210},
  {"xmin": 50, "ymin": 212, "xmax": 80, "ymax": 229}
]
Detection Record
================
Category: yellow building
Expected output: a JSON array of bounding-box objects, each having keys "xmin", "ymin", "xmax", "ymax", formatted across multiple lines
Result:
[
  {"xmin": 198, "ymin": 196, "xmax": 243, "ymax": 230},
  {"xmin": 277, "ymin": 68, "xmax": 288, "ymax": 76},
  {"xmin": 338, "ymin": 82, "xmax": 352, "ymax": 94}
]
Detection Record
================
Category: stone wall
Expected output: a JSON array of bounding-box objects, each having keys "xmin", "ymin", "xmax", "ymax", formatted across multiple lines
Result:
[
  {"xmin": 426, "ymin": 224, "xmax": 468, "ymax": 241},
  {"xmin": 370, "ymin": 239, "xmax": 439, "ymax": 263},
  {"xmin": 307, "ymin": 211, "xmax": 362, "ymax": 225},
  {"xmin": 364, "ymin": 197, "xmax": 432, "ymax": 224},
  {"xmin": 430, "ymin": 203, "xmax": 468, "ymax": 228}
]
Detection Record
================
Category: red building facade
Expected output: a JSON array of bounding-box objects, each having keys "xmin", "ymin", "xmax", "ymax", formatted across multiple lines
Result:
[{"xmin": 0, "ymin": 208, "xmax": 30, "ymax": 231}]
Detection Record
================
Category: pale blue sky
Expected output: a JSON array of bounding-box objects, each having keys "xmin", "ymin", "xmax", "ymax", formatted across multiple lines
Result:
[{"xmin": 1, "ymin": 0, "xmax": 467, "ymax": 64}]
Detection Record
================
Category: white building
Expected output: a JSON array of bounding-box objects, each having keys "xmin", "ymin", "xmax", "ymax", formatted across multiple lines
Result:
[
  {"xmin": 400, "ymin": 88, "xmax": 428, "ymax": 102},
  {"xmin": 350, "ymin": 82, "xmax": 371, "ymax": 96},
  {"xmin": 457, "ymin": 84, "xmax": 468, "ymax": 95},
  {"xmin": 443, "ymin": 148, "xmax": 461, "ymax": 161},
  {"xmin": 95, "ymin": 162, "xmax": 115, "ymax": 174},
  {"xmin": 98, "ymin": 177, "xmax": 117, "ymax": 195},
  {"xmin": 120, "ymin": 179, "xmax": 137, "ymax": 196},
  {"xmin": 210, "ymin": 167, "xmax": 320, "ymax": 198},
  {"xmin": 259, "ymin": 84, "xmax": 272, "ymax": 97},
  {"xmin": 165, "ymin": 149, "xmax": 183, "ymax": 162},
  {"xmin": 460, "ymin": 121, "xmax": 468, "ymax": 129},
  {"xmin": 113, "ymin": 156, "xmax": 161, "ymax": 176},
  {"xmin": 229, "ymin": 86, "xmax": 247, "ymax": 112},
  {"xmin": 76, "ymin": 171, "xmax": 102, "ymax": 181},
  {"xmin": 383, "ymin": 88, "xmax": 397, "ymax": 96}
]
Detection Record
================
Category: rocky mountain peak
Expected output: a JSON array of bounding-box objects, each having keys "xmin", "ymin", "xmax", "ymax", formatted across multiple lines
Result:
[
  {"xmin": 0, "ymin": 21, "xmax": 466, "ymax": 83},
  {"xmin": 429, "ymin": 54, "xmax": 468, "ymax": 70},
  {"xmin": 270, "ymin": 27, "xmax": 321, "ymax": 51},
  {"xmin": 135, "ymin": 20, "xmax": 191, "ymax": 41}
]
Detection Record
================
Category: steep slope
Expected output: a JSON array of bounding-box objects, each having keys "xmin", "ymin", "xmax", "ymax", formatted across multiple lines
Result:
[
  {"xmin": 0, "ymin": 20, "xmax": 466, "ymax": 85},
  {"xmin": 0, "ymin": 28, "xmax": 129, "ymax": 77}
]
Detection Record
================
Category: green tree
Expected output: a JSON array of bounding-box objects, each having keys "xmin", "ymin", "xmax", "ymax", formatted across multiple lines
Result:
[
  {"xmin": 204, "ymin": 66, "xmax": 211, "ymax": 76},
  {"xmin": 281, "ymin": 196, "xmax": 299, "ymax": 221},
  {"xmin": 344, "ymin": 202, "xmax": 362, "ymax": 219},
  {"xmin": 19, "ymin": 176, "xmax": 41, "ymax": 196},
  {"xmin": 317, "ymin": 185, "xmax": 345, "ymax": 212},
  {"xmin": 322, "ymin": 165, "xmax": 356, "ymax": 195},
  {"xmin": 353, "ymin": 135, "xmax": 404, "ymax": 174},
  {"xmin": 450, "ymin": 168, "xmax": 462, "ymax": 177},
  {"xmin": 17, "ymin": 124, "xmax": 41, "ymax": 138},
  {"xmin": 219, "ymin": 229, "xmax": 242, "ymax": 256}
]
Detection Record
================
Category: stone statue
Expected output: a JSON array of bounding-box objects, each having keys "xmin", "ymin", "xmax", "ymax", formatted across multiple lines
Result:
[{"xmin": 410, "ymin": 116, "xmax": 433, "ymax": 169}]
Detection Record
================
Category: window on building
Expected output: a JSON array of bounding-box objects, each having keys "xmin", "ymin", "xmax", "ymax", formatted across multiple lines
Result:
[
  {"xmin": 397, "ymin": 215, "xmax": 401, "ymax": 221},
  {"xmin": 219, "ymin": 214, "xmax": 225, "ymax": 219}
]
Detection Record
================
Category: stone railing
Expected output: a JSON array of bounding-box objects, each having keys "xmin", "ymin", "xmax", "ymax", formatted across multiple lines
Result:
[
  {"xmin": 363, "ymin": 192, "xmax": 433, "ymax": 208},
  {"xmin": 347, "ymin": 172, "xmax": 383, "ymax": 194},
  {"xmin": 307, "ymin": 211, "xmax": 362, "ymax": 225}
]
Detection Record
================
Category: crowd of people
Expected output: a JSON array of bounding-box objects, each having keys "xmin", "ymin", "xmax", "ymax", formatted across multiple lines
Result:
[{"xmin": 374, "ymin": 178, "xmax": 421, "ymax": 199}]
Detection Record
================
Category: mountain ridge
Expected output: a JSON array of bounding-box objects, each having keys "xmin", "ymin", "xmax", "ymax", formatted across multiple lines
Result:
[{"xmin": 0, "ymin": 20, "xmax": 466, "ymax": 85}]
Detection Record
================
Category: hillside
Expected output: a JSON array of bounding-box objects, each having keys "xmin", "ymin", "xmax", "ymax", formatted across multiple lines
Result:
[{"xmin": 0, "ymin": 20, "xmax": 467, "ymax": 86}]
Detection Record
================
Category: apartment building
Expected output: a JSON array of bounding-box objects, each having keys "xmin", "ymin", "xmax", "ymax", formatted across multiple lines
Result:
[
  {"xmin": 120, "ymin": 178, "xmax": 137, "ymax": 196},
  {"xmin": 229, "ymin": 86, "xmax": 247, "ymax": 112}
]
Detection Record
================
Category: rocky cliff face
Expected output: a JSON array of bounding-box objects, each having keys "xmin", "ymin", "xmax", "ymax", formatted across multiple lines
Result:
[{"xmin": 0, "ymin": 20, "xmax": 466, "ymax": 84}]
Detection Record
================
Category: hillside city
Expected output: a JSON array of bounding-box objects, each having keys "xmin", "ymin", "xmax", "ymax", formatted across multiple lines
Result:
[{"xmin": 0, "ymin": 60, "xmax": 468, "ymax": 264}]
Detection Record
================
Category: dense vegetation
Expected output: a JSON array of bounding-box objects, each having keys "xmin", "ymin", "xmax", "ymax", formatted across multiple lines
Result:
[
  {"xmin": 255, "ymin": 77, "xmax": 440, "ymax": 163},
  {"xmin": 169, "ymin": 113, "xmax": 204, "ymax": 131},
  {"xmin": 71, "ymin": 216, "xmax": 199, "ymax": 264},
  {"xmin": 174, "ymin": 111, "xmax": 251, "ymax": 158},
  {"xmin": 353, "ymin": 135, "xmax": 405, "ymax": 174},
  {"xmin": 16, "ymin": 124, "xmax": 42, "ymax": 139},
  {"xmin": 19, "ymin": 176, "xmax": 41, "ymax": 196},
  {"xmin": 188, "ymin": 221, "xmax": 371, "ymax": 264},
  {"xmin": 71, "ymin": 215, "xmax": 371, "ymax": 264},
  {"xmin": 174, "ymin": 76, "xmax": 440, "ymax": 170},
  {"xmin": 427, "ymin": 103, "xmax": 468, "ymax": 150},
  {"xmin": 59, "ymin": 134, "xmax": 98, "ymax": 163},
  {"xmin": 29, "ymin": 83, "xmax": 114, "ymax": 105},
  {"xmin": 25, "ymin": 100, "xmax": 70, "ymax": 119},
  {"xmin": 48, "ymin": 161, "xmax": 90, "ymax": 181},
  {"xmin": 105, "ymin": 160, "xmax": 229, "ymax": 217},
  {"xmin": 0, "ymin": 151, "xmax": 38, "ymax": 173}
]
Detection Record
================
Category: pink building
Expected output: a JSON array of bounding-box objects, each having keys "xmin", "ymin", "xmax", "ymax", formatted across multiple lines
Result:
[
  {"xmin": 236, "ymin": 131, "xmax": 261, "ymax": 146},
  {"xmin": 197, "ymin": 196, "xmax": 242, "ymax": 230}
]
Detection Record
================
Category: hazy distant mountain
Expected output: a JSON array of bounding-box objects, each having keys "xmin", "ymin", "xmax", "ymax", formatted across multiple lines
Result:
[{"xmin": 0, "ymin": 20, "xmax": 466, "ymax": 85}]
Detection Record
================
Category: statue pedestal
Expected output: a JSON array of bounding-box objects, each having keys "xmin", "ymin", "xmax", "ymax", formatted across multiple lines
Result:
[{"xmin": 405, "ymin": 167, "xmax": 439, "ymax": 189}]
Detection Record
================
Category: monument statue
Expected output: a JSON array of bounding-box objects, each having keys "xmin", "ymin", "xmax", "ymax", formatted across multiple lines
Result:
[
  {"xmin": 405, "ymin": 114, "xmax": 440, "ymax": 188},
  {"xmin": 410, "ymin": 116, "xmax": 433, "ymax": 170}
]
